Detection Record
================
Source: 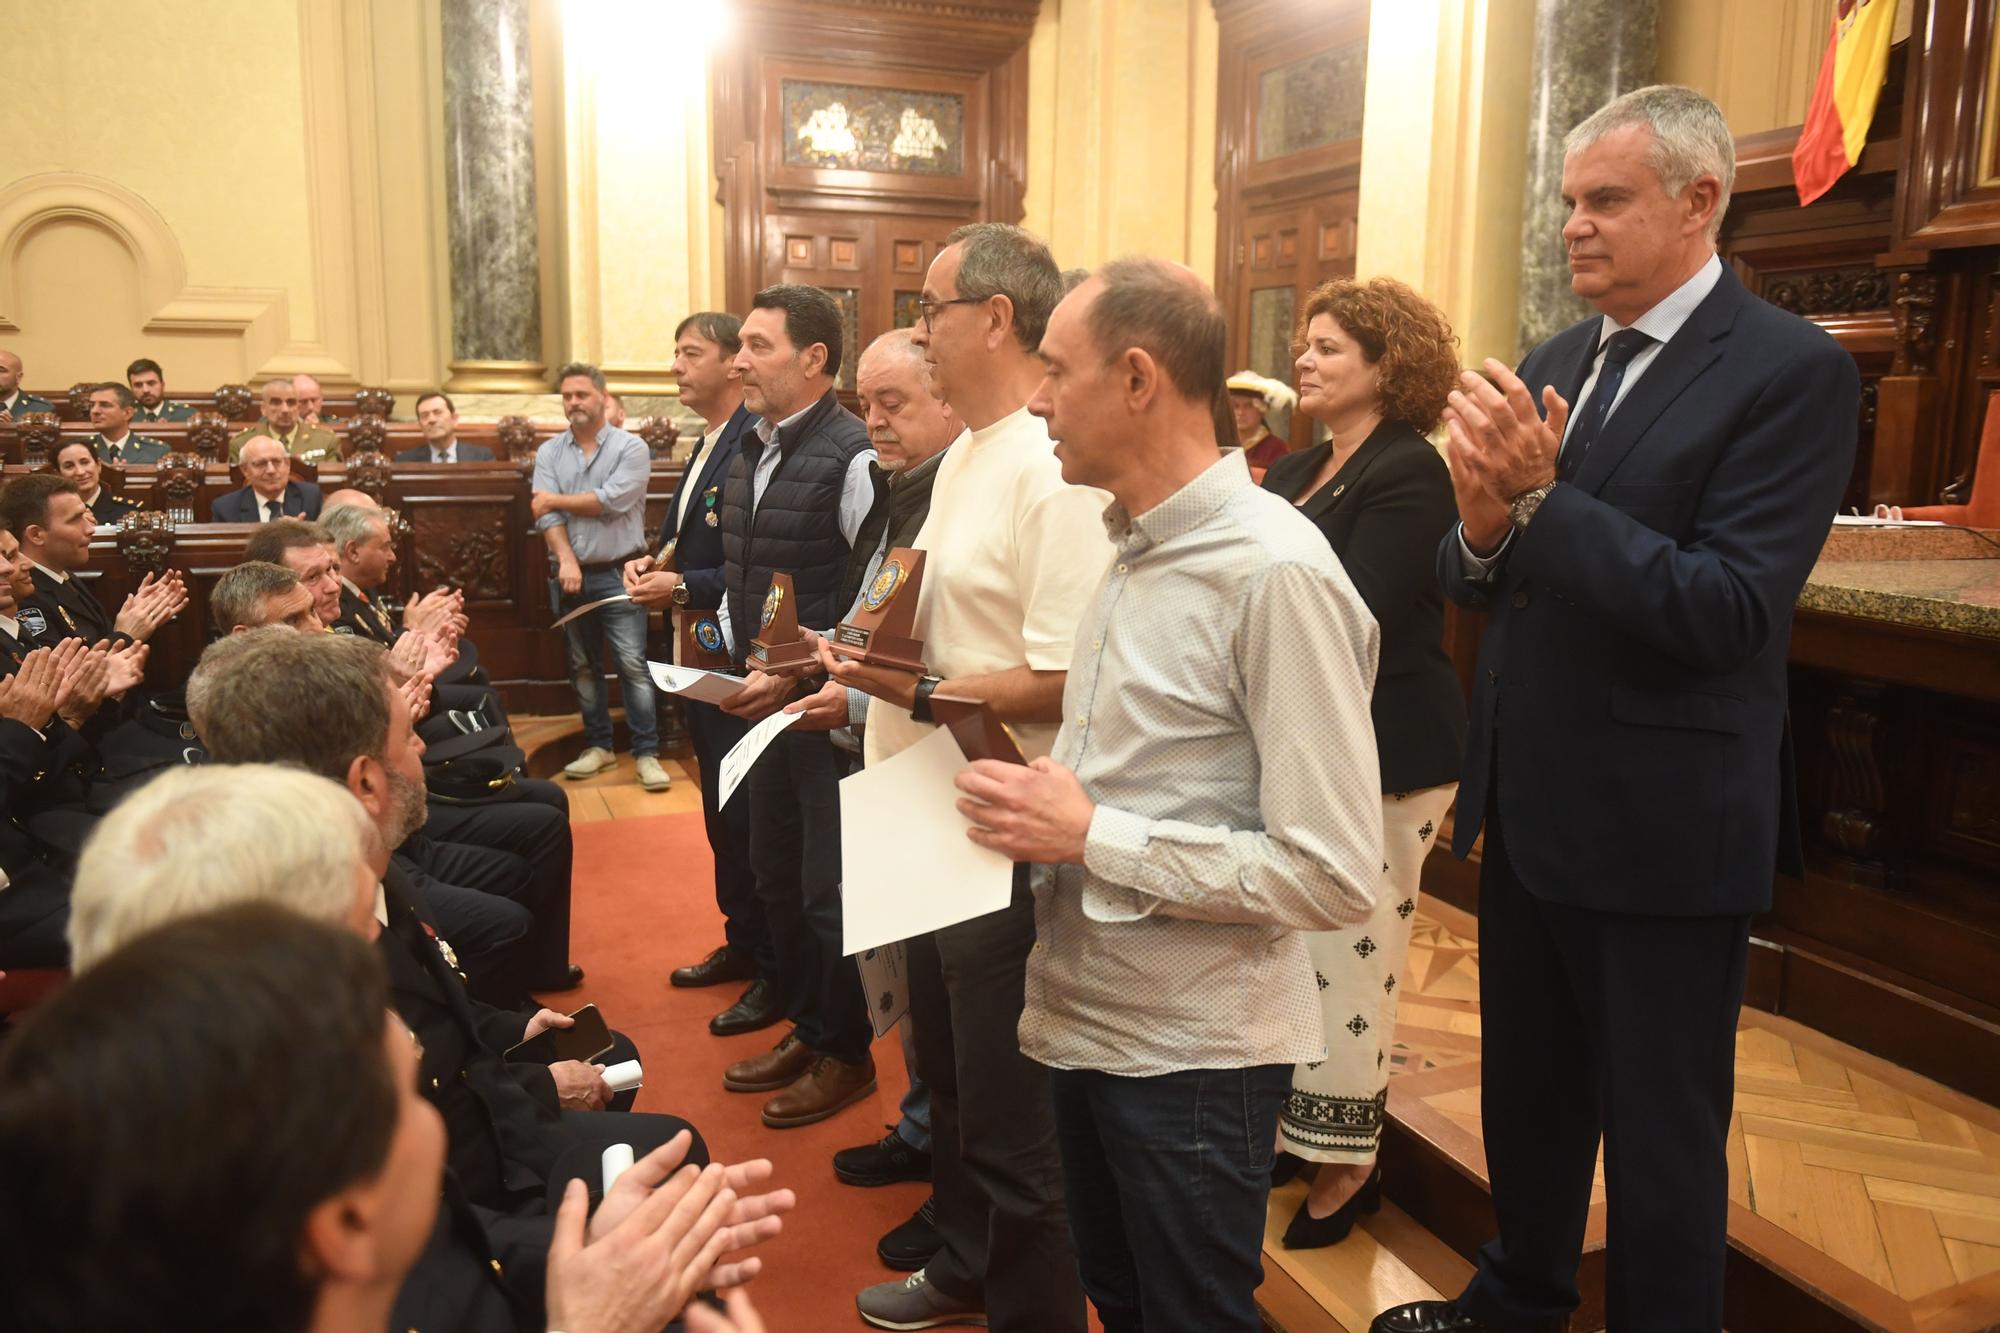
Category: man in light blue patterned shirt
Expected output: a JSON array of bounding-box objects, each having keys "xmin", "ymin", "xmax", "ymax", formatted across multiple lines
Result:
[
  {"xmin": 957, "ymin": 259, "xmax": 1385, "ymax": 1333},
  {"xmin": 532, "ymin": 361, "xmax": 666, "ymax": 790}
]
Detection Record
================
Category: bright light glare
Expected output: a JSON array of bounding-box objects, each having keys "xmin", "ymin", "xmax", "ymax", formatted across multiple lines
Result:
[{"xmin": 563, "ymin": 0, "xmax": 733, "ymax": 61}]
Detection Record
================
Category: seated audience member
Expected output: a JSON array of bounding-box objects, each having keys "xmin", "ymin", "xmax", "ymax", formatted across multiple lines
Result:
[
  {"xmin": 0, "ymin": 349, "xmax": 54, "ymax": 421},
  {"xmin": 127, "ymin": 356, "xmax": 195, "ymax": 422},
  {"xmin": 8, "ymin": 898, "xmax": 772, "ymax": 1333},
  {"xmin": 399, "ymin": 390, "xmax": 496, "ymax": 462},
  {"xmin": 294, "ymin": 372, "xmax": 329, "ymax": 426},
  {"xmin": 84, "ymin": 382, "xmax": 168, "ymax": 464},
  {"xmin": 210, "ymin": 560, "xmax": 328, "ymax": 635},
  {"xmin": 216, "ymin": 434, "xmax": 325, "ymax": 521},
  {"xmin": 53, "ymin": 438, "xmax": 136, "ymax": 525},
  {"xmin": 230, "ymin": 376, "xmax": 339, "ymax": 463},
  {"xmin": 245, "ymin": 517, "xmax": 345, "ymax": 622},
  {"xmin": 606, "ymin": 391, "xmax": 627, "ymax": 428},
  {"xmin": 1, "ymin": 473, "xmax": 187, "ymax": 649},
  {"xmin": 0, "ymin": 641, "xmax": 98, "ymax": 968},
  {"xmin": 960, "ymin": 259, "xmax": 1386, "ymax": 1332},
  {"xmin": 1226, "ymin": 370, "xmax": 1295, "ymax": 470}
]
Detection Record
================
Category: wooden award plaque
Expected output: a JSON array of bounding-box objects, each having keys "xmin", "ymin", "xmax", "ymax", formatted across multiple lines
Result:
[
  {"xmin": 674, "ymin": 607, "xmax": 733, "ymax": 671},
  {"xmin": 929, "ymin": 691, "xmax": 1027, "ymax": 766},
  {"xmin": 746, "ymin": 572, "xmax": 816, "ymax": 671},
  {"xmin": 833, "ymin": 547, "xmax": 928, "ymax": 674}
]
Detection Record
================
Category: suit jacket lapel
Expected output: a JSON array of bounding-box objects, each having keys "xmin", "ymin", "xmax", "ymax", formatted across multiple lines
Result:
[
  {"xmin": 1570, "ymin": 271, "xmax": 1741, "ymax": 494},
  {"xmin": 1298, "ymin": 422, "xmax": 1402, "ymax": 522},
  {"xmin": 675, "ymin": 404, "xmax": 751, "ymax": 544}
]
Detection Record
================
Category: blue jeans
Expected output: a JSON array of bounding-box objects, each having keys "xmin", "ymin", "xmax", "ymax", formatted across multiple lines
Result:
[
  {"xmin": 1048, "ymin": 1063, "xmax": 1290, "ymax": 1333},
  {"xmin": 553, "ymin": 566, "xmax": 657, "ymax": 756},
  {"xmin": 895, "ymin": 1020, "xmax": 931, "ymax": 1151}
]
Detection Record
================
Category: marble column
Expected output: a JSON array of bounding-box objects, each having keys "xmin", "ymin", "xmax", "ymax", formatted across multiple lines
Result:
[
  {"xmin": 1515, "ymin": 0, "xmax": 1657, "ymax": 354},
  {"xmin": 442, "ymin": 0, "xmax": 546, "ymax": 391}
]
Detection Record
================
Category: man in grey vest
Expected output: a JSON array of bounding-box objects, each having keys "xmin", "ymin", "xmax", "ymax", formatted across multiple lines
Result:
[{"xmin": 714, "ymin": 284, "xmax": 880, "ymax": 1129}]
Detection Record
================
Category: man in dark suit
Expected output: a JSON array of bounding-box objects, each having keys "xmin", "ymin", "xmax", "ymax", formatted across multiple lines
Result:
[
  {"xmin": 1371, "ymin": 87, "xmax": 1860, "ymax": 1333},
  {"xmin": 214, "ymin": 434, "xmax": 325, "ymax": 521},
  {"xmin": 623, "ymin": 311, "xmax": 776, "ymax": 1034},
  {"xmin": 397, "ymin": 391, "xmax": 497, "ymax": 463}
]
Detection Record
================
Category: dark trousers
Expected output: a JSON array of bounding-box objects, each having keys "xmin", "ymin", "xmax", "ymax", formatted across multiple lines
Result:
[
  {"xmin": 912, "ymin": 873, "xmax": 1084, "ymax": 1332},
  {"xmin": 1459, "ymin": 805, "xmax": 1749, "ymax": 1333},
  {"xmin": 426, "ymin": 797, "xmax": 575, "ymax": 991},
  {"xmin": 395, "ymin": 845, "xmax": 534, "ymax": 1008},
  {"xmin": 684, "ymin": 698, "xmax": 771, "ymax": 975},
  {"xmin": 746, "ymin": 728, "xmax": 869, "ymax": 1063},
  {"xmin": 1049, "ymin": 1062, "xmax": 1288, "ymax": 1333}
]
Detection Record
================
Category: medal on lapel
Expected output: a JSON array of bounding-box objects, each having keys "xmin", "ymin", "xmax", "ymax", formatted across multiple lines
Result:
[{"xmin": 703, "ymin": 487, "xmax": 720, "ymax": 528}]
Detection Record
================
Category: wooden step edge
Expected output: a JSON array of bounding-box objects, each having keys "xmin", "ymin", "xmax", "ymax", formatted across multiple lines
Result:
[{"xmin": 1257, "ymin": 1183, "xmax": 1472, "ymax": 1333}]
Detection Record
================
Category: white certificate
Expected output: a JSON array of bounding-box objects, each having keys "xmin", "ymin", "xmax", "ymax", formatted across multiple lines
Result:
[
  {"xmin": 854, "ymin": 939, "xmax": 910, "ymax": 1039},
  {"xmin": 839, "ymin": 725, "xmax": 1015, "ymax": 955},
  {"xmin": 648, "ymin": 660, "xmax": 747, "ymax": 706},
  {"xmin": 717, "ymin": 707, "xmax": 803, "ymax": 809}
]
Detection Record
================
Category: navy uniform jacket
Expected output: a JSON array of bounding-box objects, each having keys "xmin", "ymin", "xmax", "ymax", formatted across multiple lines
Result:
[
  {"xmin": 658, "ymin": 402, "xmax": 756, "ymax": 611},
  {"xmin": 21, "ymin": 565, "xmax": 125, "ymax": 647},
  {"xmin": 85, "ymin": 488, "xmax": 136, "ymax": 525},
  {"xmin": 212, "ymin": 479, "xmax": 324, "ymax": 523},
  {"xmin": 1441, "ymin": 264, "xmax": 1858, "ymax": 916}
]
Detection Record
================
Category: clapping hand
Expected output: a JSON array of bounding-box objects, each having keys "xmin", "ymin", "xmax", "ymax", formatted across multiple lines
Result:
[
  {"xmin": 0, "ymin": 647, "xmax": 64, "ymax": 728},
  {"xmin": 398, "ymin": 668, "xmax": 434, "ymax": 721},
  {"xmin": 582, "ymin": 1132, "xmax": 794, "ymax": 1290},
  {"xmin": 55, "ymin": 642, "xmax": 112, "ymax": 728},
  {"xmin": 104, "ymin": 641, "xmax": 149, "ymax": 696},
  {"xmin": 112, "ymin": 570, "xmax": 188, "ymax": 641},
  {"xmin": 1441, "ymin": 360, "xmax": 1571, "ymax": 508}
]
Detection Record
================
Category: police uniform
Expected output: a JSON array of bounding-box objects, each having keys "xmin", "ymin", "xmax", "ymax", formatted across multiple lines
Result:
[
  {"xmin": 228, "ymin": 418, "xmax": 340, "ymax": 463},
  {"xmin": 0, "ymin": 390, "xmax": 55, "ymax": 419},
  {"xmin": 334, "ymin": 578, "xmax": 506, "ymax": 729},
  {"xmin": 132, "ymin": 400, "xmax": 195, "ymax": 423},
  {"xmin": 21, "ymin": 563, "xmax": 126, "ymax": 648},
  {"xmin": 0, "ymin": 623, "xmax": 102, "ymax": 968},
  {"xmin": 84, "ymin": 487, "xmax": 136, "ymax": 526},
  {"xmin": 86, "ymin": 432, "xmax": 169, "ymax": 465}
]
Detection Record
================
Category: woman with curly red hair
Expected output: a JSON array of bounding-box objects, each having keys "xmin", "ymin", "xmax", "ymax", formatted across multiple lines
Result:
[{"xmin": 1263, "ymin": 276, "xmax": 1468, "ymax": 1249}]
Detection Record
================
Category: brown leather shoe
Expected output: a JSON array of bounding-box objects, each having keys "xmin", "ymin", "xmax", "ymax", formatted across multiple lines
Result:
[
  {"xmin": 762, "ymin": 1053, "xmax": 877, "ymax": 1128},
  {"xmin": 722, "ymin": 1029, "xmax": 814, "ymax": 1093}
]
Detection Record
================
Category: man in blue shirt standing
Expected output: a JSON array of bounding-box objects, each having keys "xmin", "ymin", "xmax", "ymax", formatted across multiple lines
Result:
[{"xmin": 532, "ymin": 361, "xmax": 669, "ymax": 792}]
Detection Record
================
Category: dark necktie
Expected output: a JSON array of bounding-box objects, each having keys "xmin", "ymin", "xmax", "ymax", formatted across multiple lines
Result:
[
  {"xmin": 1558, "ymin": 328, "xmax": 1654, "ymax": 482},
  {"xmin": 265, "ymin": 498, "xmax": 284, "ymax": 522}
]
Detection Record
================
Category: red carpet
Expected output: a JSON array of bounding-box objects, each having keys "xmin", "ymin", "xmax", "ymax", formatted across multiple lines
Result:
[{"xmin": 559, "ymin": 810, "xmax": 926, "ymax": 1328}]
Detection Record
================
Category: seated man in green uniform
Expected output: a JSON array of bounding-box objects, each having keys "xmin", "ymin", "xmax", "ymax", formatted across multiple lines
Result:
[
  {"xmin": 126, "ymin": 358, "xmax": 196, "ymax": 423},
  {"xmin": 0, "ymin": 349, "xmax": 55, "ymax": 423},
  {"xmin": 84, "ymin": 384, "xmax": 168, "ymax": 464},
  {"xmin": 230, "ymin": 376, "xmax": 339, "ymax": 463}
]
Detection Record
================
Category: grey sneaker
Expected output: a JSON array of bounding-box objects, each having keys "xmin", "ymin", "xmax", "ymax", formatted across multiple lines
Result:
[
  {"xmin": 635, "ymin": 755, "xmax": 672, "ymax": 791},
  {"xmin": 562, "ymin": 746, "xmax": 616, "ymax": 779},
  {"xmin": 856, "ymin": 1269, "xmax": 987, "ymax": 1330}
]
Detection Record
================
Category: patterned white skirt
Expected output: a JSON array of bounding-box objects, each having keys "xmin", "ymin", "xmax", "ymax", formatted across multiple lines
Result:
[{"xmin": 1280, "ymin": 782, "xmax": 1457, "ymax": 1163}]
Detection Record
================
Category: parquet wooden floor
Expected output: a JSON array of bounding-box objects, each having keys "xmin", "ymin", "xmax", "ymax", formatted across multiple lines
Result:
[{"xmin": 1383, "ymin": 900, "xmax": 2000, "ymax": 1332}]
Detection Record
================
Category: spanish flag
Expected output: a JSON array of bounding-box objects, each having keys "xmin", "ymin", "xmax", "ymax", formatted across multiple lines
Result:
[{"xmin": 1793, "ymin": 0, "xmax": 1900, "ymax": 205}]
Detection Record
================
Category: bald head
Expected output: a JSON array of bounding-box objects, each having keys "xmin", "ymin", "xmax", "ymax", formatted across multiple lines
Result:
[
  {"xmin": 239, "ymin": 435, "xmax": 291, "ymax": 500},
  {"xmin": 0, "ymin": 350, "xmax": 21, "ymax": 397},
  {"xmin": 321, "ymin": 489, "xmax": 379, "ymax": 512},
  {"xmin": 292, "ymin": 373, "xmax": 324, "ymax": 424},
  {"xmin": 857, "ymin": 328, "xmax": 959, "ymax": 471}
]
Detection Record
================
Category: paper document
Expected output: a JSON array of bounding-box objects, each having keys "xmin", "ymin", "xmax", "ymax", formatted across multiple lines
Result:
[
  {"xmin": 854, "ymin": 940, "xmax": 910, "ymax": 1039},
  {"xmin": 648, "ymin": 660, "xmax": 747, "ymax": 706},
  {"xmin": 717, "ymin": 707, "xmax": 803, "ymax": 809},
  {"xmin": 551, "ymin": 594, "xmax": 633, "ymax": 629},
  {"xmin": 839, "ymin": 726, "xmax": 1015, "ymax": 955},
  {"xmin": 1831, "ymin": 515, "xmax": 1944, "ymax": 527}
]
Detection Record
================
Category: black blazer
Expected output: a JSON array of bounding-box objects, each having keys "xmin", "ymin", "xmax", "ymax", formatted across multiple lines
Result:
[
  {"xmin": 1264, "ymin": 422, "xmax": 1466, "ymax": 793},
  {"xmin": 395, "ymin": 441, "xmax": 496, "ymax": 463},
  {"xmin": 1439, "ymin": 265, "xmax": 1858, "ymax": 916},
  {"xmin": 212, "ymin": 479, "xmax": 323, "ymax": 522},
  {"xmin": 657, "ymin": 402, "xmax": 755, "ymax": 611},
  {"xmin": 86, "ymin": 489, "xmax": 135, "ymax": 525}
]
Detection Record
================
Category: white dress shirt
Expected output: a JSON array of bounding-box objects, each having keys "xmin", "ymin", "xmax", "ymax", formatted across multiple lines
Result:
[{"xmin": 1460, "ymin": 252, "xmax": 1725, "ymax": 573}]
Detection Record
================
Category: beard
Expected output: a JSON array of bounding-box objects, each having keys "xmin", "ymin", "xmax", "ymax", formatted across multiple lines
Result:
[{"xmin": 382, "ymin": 763, "xmax": 430, "ymax": 849}]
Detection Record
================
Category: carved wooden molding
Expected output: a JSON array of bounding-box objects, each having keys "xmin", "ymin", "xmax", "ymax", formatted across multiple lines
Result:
[
  {"xmin": 115, "ymin": 509, "xmax": 177, "ymax": 575},
  {"xmin": 1892, "ymin": 271, "xmax": 1942, "ymax": 376},
  {"xmin": 212, "ymin": 384, "xmax": 258, "ymax": 422},
  {"xmin": 344, "ymin": 451, "xmax": 395, "ymax": 504},
  {"xmin": 1764, "ymin": 266, "xmax": 1894, "ymax": 316},
  {"xmin": 496, "ymin": 415, "xmax": 538, "ymax": 461}
]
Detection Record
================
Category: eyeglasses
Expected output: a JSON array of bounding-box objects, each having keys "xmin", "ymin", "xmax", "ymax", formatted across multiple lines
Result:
[{"xmin": 917, "ymin": 296, "xmax": 983, "ymax": 332}]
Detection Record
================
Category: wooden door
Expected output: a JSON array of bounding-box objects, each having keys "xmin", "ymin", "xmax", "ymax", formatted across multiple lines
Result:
[
  {"xmin": 762, "ymin": 213, "xmax": 960, "ymax": 390},
  {"xmin": 1236, "ymin": 190, "xmax": 1357, "ymax": 446}
]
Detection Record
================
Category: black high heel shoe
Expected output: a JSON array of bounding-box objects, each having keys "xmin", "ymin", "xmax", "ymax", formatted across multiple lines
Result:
[
  {"xmin": 1280, "ymin": 1162, "xmax": 1382, "ymax": 1249},
  {"xmin": 1270, "ymin": 1151, "xmax": 1307, "ymax": 1188}
]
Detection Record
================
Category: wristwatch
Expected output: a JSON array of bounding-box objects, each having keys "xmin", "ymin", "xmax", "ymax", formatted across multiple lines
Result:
[
  {"xmin": 670, "ymin": 581, "xmax": 690, "ymax": 607},
  {"xmin": 910, "ymin": 674, "xmax": 944, "ymax": 724},
  {"xmin": 1509, "ymin": 481, "xmax": 1557, "ymax": 530}
]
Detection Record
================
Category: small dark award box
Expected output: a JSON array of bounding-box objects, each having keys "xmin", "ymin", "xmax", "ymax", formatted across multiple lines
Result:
[
  {"xmin": 747, "ymin": 572, "xmax": 816, "ymax": 671},
  {"xmin": 833, "ymin": 547, "xmax": 927, "ymax": 674}
]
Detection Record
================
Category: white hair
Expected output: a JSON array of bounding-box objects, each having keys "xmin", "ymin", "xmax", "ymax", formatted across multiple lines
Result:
[
  {"xmin": 68, "ymin": 764, "xmax": 379, "ymax": 971},
  {"xmin": 1564, "ymin": 84, "xmax": 1736, "ymax": 238}
]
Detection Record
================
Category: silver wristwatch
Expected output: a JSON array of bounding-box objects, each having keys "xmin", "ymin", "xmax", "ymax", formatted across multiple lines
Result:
[{"xmin": 1509, "ymin": 482, "xmax": 1557, "ymax": 529}]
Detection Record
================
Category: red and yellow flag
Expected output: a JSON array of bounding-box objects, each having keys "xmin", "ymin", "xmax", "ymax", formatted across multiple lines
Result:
[{"xmin": 1793, "ymin": 0, "xmax": 1900, "ymax": 205}]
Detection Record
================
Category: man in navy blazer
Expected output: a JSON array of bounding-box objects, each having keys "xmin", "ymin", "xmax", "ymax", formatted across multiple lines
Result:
[
  {"xmin": 622, "ymin": 312, "xmax": 776, "ymax": 1033},
  {"xmin": 214, "ymin": 435, "xmax": 325, "ymax": 522},
  {"xmin": 395, "ymin": 391, "xmax": 497, "ymax": 463},
  {"xmin": 1372, "ymin": 89, "xmax": 1858, "ymax": 1333}
]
